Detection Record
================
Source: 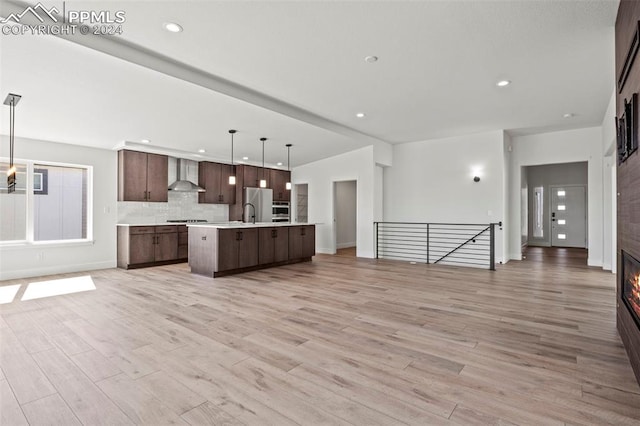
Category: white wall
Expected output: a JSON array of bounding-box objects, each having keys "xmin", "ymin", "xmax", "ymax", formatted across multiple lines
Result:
[
  {"xmin": 384, "ymin": 130, "xmax": 508, "ymax": 263},
  {"xmin": 334, "ymin": 180, "xmax": 357, "ymax": 248},
  {"xmin": 520, "ymin": 166, "xmax": 528, "ymax": 249},
  {"xmin": 508, "ymin": 127, "xmax": 604, "ymax": 266},
  {"xmin": 601, "ymin": 90, "xmax": 616, "ymax": 272},
  {"xmin": 0, "ymin": 137, "xmax": 117, "ymax": 280},
  {"xmin": 526, "ymin": 162, "xmax": 588, "ymax": 246},
  {"xmin": 292, "ymin": 146, "xmax": 377, "ymax": 257}
]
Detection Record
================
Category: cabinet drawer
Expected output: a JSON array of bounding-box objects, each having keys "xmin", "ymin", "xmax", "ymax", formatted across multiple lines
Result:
[
  {"xmin": 129, "ymin": 226, "xmax": 155, "ymax": 235},
  {"xmin": 155, "ymin": 225, "xmax": 178, "ymax": 234}
]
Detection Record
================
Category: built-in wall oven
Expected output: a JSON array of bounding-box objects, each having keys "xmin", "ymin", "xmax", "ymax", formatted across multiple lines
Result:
[{"xmin": 272, "ymin": 201, "xmax": 290, "ymax": 222}]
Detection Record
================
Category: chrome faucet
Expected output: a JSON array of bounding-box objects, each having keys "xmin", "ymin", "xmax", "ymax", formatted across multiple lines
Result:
[{"xmin": 243, "ymin": 203, "xmax": 256, "ymax": 224}]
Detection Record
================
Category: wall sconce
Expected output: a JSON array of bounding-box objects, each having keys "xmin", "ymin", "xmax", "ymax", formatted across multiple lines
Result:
[{"xmin": 473, "ymin": 176, "xmax": 480, "ymax": 182}]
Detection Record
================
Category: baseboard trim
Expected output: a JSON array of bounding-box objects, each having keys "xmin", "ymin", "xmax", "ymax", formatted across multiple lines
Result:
[
  {"xmin": 0, "ymin": 260, "xmax": 116, "ymax": 281},
  {"xmin": 336, "ymin": 242, "xmax": 356, "ymax": 249}
]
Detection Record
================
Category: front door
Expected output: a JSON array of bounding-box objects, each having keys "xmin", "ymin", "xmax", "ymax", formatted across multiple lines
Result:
[{"xmin": 551, "ymin": 185, "xmax": 587, "ymax": 248}]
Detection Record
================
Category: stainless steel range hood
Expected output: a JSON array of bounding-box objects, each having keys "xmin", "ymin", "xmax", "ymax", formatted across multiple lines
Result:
[{"xmin": 168, "ymin": 158, "xmax": 205, "ymax": 192}]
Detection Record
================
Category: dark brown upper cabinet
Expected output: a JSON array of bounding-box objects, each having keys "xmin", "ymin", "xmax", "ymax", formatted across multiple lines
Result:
[
  {"xmin": 198, "ymin": 161, "xmax": 237, "ymax": 205},
  {"xmin": 270, "ymin": 169, "xmax": 291, "ymax": 201},
  {"xmin": 118, "ymin": 150, "xmax": 168, "ymax": 202}
]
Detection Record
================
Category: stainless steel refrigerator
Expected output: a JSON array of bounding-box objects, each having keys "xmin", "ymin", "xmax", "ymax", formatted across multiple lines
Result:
[{"xmin": 244, "ymin": 188, "xmax": 273, "ymax": 223}]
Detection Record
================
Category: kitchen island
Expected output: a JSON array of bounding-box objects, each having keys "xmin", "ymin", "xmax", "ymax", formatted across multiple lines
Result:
[{"xmin": 188, "ymin": 222, "xmax": 315, "ymax": 277}]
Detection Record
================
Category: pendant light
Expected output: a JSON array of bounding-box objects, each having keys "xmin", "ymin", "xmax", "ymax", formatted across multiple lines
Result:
[
  {"xmin": 3, "ymin": 93, "xmax": 21, "ymax": 194},
  {"xmin": 228, "ymin": 129, "xmax": 236, "ymax": 185},
  {"xmin": 285, "ymin": 144, "xmax": 292, "ymax": 190},
  {"xmin": 259, "ymin": 137, "xmax": 267, "ymax": 188}
]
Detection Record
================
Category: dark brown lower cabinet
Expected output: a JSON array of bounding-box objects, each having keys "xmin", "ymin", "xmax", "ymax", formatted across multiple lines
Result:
[
  {"xmin": 288, "ymin": 225, "xmax": 315, "ymax": 259},
  {"xmin": 217, "ymin": 228, "xmax": 259, "ymax": 271},
  {"xmin": 259, "ymin": 227, "xmax": 289, "ymax": 265},
  {"xmin": 117, "ymin": 225, "xmax": 181, "ymax": 269},
  {"xmin": 177, "ymin": 225, "xmax": 188, "ymax": 260}
]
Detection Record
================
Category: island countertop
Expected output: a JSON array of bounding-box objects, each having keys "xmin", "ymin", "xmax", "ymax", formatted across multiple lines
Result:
[{"xmin": 186, "ymin": 222, "xmax": 315, "ymax": 229}]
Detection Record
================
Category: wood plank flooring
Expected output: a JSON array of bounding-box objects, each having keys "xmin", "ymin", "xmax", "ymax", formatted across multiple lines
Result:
[{"xmin": 1, "ymin": 254, "xmax": 639, "ymax": 425}]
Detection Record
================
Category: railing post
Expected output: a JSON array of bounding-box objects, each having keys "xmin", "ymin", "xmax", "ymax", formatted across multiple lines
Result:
[
  {"xmin": 426, "ymin": 223, "xmax": 430, "ymax": 264},
  {"xmin": 489, "ymin": 223, "xmax": 496, "ymax": 271},
  {"xmin": 375, "ymin": 222, "xmax": 379, "ymax": 259}
]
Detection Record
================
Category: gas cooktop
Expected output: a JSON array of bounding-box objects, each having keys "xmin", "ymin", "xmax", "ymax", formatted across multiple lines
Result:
[{"xmin": 166, "ymin": 219, "xmax": 208, "ymax": 223}]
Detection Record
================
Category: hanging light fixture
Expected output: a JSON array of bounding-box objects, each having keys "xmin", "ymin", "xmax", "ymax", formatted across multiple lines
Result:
[
  {"xmin": 259, "ymin": 137, "xmax": 267, "ymax": 188},
  {"xmin": 4, "ymin": 93, "xmax": 21, "ymax": 194},
  {"xmin": 285, "ymin": 144, "xmax": 292, "ymax": 190},
  {"xmin": 228, "ymin": 129, "xmax": 237, "ymax": 185}
]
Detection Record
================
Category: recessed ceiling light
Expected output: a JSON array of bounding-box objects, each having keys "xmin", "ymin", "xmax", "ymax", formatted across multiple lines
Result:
[
  {"xmin": 563, "ymin": 113, "xmax": 574, "ymax": 118},
  {"xmin": 198, "ymin": 149, "xmax": 206, "ymax": 153},
  {"xmin": 164, "ymin": 22, "xmax": 183, "ymax": 33},
  {"xmin": 496, "ymin": 80, "xmax": 511, "ymax": 87},
  {"xmin": 364, "ymin": 55, "xmax": 378, "ymax": 63},
  {"xmin": 141, "ymin": 139, "xmax": 150, "ymax": 144},
  {"xmin": 356, "ymin": 112, "xmax": 366, "ymax": 118},
  {"xmin": 192, "ymin": 154, "xmax": 202, "ymax": 158},
  {"xmin": 277, "ymin": 162, "xmax": 283, "ymax": 166},
  {"xmin": 242, "ymin": 156, "xmax": 249, "ymax": 160}
]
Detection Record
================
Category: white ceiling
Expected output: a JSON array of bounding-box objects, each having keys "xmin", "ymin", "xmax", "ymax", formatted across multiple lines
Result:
[{"xmin": 0, "ymin": 0, "xmax": 618, "ymax": 167}]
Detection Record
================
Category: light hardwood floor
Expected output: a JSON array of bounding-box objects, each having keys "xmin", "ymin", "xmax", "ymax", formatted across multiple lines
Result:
[{"xmin": 1, "ymin": 254, "xmax": 639, "ymax": 425}]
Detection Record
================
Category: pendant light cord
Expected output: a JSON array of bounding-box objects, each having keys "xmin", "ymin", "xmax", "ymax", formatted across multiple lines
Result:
[{"xmin": 9, "ymin": 99, "xmax": 14, "ymax": 171}]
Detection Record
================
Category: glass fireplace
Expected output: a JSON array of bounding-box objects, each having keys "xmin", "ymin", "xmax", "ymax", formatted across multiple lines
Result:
[{"xmin": 622, "ymin": 251, "xmax": 640, "ymax": 327}]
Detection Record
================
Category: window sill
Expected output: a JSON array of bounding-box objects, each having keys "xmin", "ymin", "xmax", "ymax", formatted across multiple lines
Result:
[{"xmin": 0, "ymin": 240, "xmax": 95, "ymax": 250}]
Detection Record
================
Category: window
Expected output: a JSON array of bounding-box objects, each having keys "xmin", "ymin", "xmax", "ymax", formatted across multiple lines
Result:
[
  {"xmin": 533, "ymin": 186, "xmax": 544, "ymax": 238},
  {"xmin": 558, "ymin": 234, "xmax": 567, "ymax": 240},
  {"xmin": 557, "ymin": 205, "xmax": 566, "ymax": 211},
  {"xmin": 558, "ymin": 219, "xmax": 566, "ymax": 225},
  {"xmin": 0, "ymin": 159, "xmax": 91, "ymax": 244}
]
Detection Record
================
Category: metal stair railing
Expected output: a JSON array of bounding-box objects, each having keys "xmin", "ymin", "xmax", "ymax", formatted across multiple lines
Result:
[{"xmin": 374, "ymin": 221, "xmax": 501, "ymax": 270}]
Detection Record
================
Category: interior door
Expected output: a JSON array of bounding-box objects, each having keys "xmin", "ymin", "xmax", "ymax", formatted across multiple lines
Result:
[{"xmin": 551, "ymin": 185, "xmax": 587, "ymax": 248}]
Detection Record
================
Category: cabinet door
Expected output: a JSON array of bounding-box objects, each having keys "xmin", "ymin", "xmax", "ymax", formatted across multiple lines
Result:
[
  {"xmin": 219, "ymin": 164, "xmax": 237, "ymax": 204},
  {"xmin": 288, "ymin": 226, "xmax": 303, "ymax": 260},
  {"xmin": 129, "ymin": 233, "xmax": 156, "ymax": 264},
  {"xmin": 302, "ymin": 225, "xmax": 316, "ymax": 258},
  {"xmin": 270, "ymin": 169, "xmax": 282, "ymax": 201},
  {"xmin": 118, "ymin": 150, "xmax": 148, "ymax": 201},
  {"xmin": 198, "ymin": 162, "xmax": 221, "ymax": 204},
  {"xmin": 146, "ymin": 153, "xmax": 168, "ymax": 202},
  {"xmin": 258, "ymin": 228, "xmax": 275, "ymax": 265},
  {"xmin": 273, "ymin": 227, "xmax": 289, "ymax": 262},
  {"xmin": 243, "ymin": 165, "xmax": 259, "ymax": 188},
  {"xmin": 155, "ymin": 232, "xmax": 178, "ymax": 261},
  {"xmin": 238, "ymin": 228, "xmax": 259, "ymax": 268},
  {"xmin": 217, "ymin": 229, "xmax": 239, "ymax": 271}
]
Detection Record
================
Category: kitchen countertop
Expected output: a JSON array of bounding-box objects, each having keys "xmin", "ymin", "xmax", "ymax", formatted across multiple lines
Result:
[
  {"xmin": 117, "ymin": 222, "xmax": 314, "ymax": 227},
  {"xmin": 117, "ymin": 223, "xmax": 189, "ymax": 226},
  {"xmin": 187, "ymin": 222, "xmax": 314, "ymax": 229}
]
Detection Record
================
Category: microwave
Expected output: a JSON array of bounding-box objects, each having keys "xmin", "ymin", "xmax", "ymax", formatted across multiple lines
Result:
[{"xmin": 272, "ymin": 201, "xmax": 290, "ymax": 222}]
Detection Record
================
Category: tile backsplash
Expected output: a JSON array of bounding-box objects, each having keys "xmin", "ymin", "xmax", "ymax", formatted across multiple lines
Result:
[{"xmin": 118, "ymin": 192, "xmax": 228, "ymax": 224}]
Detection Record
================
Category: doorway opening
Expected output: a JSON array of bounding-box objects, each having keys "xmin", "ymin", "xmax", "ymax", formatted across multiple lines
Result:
[
  {"xmin": 524, "ymin": 161, "xmax": 588, "ymax": 265},
  {"xmin": 333, "ymin": 180, "xmax": 357, "ymax": 257},
  {"xmin": 294, "ymin": 184, "xmax": 308, "ymax": 223}
]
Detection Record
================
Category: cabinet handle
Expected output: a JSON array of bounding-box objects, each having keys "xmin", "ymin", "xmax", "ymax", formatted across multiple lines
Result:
[
  {"xmin": 236, "ymin": 231, "xmax": 240, "ymax": 241},
  {"xmin": 239, "ymin": 231, "xmax": 243, "ymax": 241},
  {"xmin": 202, "ymin": 236, "xmax": 206, "ymax": 241},
  {"xmin": 148, "ymin": 191, "xmax": 151, "ymax": 200}
]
